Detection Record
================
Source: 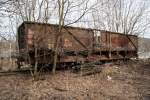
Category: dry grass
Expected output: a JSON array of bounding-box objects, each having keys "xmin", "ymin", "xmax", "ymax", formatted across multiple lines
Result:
[
  {"xmin": 101, "ymin": 63, "xmax": 119, "ymax": 76},
  {"xmin": 0, "ymin": 73, "xmax": 139, "ymax": 100},
  {"xmin": 0, "ymin": 60, "xmax": 149, "ymax": 100},
  {"xmin": 0, "ymin": 58, "xmax": 17, "ymax": 71}
]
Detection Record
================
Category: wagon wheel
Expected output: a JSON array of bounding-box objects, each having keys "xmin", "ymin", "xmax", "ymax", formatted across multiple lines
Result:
[
  {"xmin": 16, "ymin": 57, "xmax": 22, "ymax": 70},
  {"xmin": 17, "ymin": 60, "xmax": 21, "ymax": 69}
]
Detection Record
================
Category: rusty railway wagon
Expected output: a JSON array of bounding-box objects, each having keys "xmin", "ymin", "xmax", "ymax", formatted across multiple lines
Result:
[{"xmin": 17, "ymin": 21, "xmax": 138, "ymax": 68}]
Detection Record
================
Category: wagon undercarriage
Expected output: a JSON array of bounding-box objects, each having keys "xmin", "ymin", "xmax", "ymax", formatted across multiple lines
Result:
[{"xmin": 17, "ymin": 21, "xmax": 138, "ymax": 69}]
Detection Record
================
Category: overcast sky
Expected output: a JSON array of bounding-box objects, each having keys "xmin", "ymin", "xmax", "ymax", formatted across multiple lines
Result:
[{"xmin": 0, "ymin": 0, "xmax": 150, "ymax": 39}]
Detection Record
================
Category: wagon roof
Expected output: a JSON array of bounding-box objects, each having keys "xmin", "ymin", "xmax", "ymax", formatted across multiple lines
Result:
[{"xmin": 19, "ymin": 21, "xmax": 137, "ymax": 37}]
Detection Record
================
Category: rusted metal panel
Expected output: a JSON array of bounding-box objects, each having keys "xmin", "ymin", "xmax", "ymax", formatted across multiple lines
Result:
[
  {"xmin": 25, "ymin": 24, "xmax": 56, "ymax": 50},
  {"xmin": 21, "ymin": 23, "xmax": 93, "ymax": 52},
  {"xmin": 17, "ymin": 21, "xmax": 138, "ymax": 65},
  {"xmin": 99, "ymin": 31, "xmax": 138, "ymax": 51},
  {"xmin": 62, "ymin": 28, "xmax": 93, "ymax": 52}
]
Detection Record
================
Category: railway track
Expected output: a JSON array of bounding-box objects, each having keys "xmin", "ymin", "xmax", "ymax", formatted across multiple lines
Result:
[{"xmin": 0, "ymin": 68, "xmax": 33, "ymax": 76}]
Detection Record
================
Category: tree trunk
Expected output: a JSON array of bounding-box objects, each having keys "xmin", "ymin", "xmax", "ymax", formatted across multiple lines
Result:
[
  {"xmin": 34, "ymin": 44, "xmax": 38, "ymax": 80},
  {"xmin": 52, "ymin": 0, "xmax": 64, "ymax": 74}
]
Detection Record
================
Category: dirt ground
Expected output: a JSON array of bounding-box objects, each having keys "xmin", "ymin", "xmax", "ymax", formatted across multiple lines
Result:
[{"xmin": 0, "ymin": 60, "xmax": 150, "ymax": 100}]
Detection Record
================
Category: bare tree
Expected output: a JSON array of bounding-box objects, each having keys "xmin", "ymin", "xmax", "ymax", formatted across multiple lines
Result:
[
  {"xmin": 6, "ymin": 0, "xmax": 99, "ymax": 74},
  {"xmin": 52, "ymin": 0, "xmax": 64, "ymax": 74},
  {"xmin": 2, "ymin": 0, "xmax": 55, "ymax": 78},
  {"xmin": 52, "ymin": 0, "xmax": 97, "ymax": 74},
  {"xmin": 4, "ymin": 0, "xmax": 149, "ymax": 74},
  {"xmin": 92, "ymin": 0, "xmax": 150, "ymax": 35}
]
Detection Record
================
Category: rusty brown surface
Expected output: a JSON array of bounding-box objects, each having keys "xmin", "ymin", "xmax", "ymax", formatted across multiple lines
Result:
[
  {"xmin": 100, "ymin": 31, "xmax": 138, "ymax": 51},
  {"xmin": 17, "ymin": 21, "xmax": 138, "ymax": 64}
]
